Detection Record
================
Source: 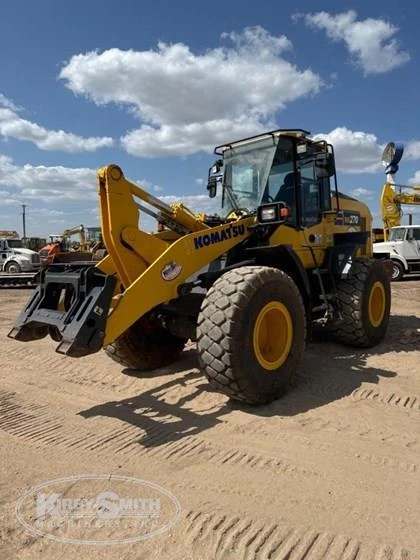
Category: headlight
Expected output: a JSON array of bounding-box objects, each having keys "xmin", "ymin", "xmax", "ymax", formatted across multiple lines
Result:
[
  {"xmin": 260, "ymin": 206, "xmax": 277, "ymax": 221},
  {"xmin": 257, "ymin": 203, "xmax": 289, "ymax": 224}
]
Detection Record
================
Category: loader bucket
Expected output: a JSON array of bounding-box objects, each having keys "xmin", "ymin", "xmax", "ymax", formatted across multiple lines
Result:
[{"xmin": 8, "ymin": 262, "xmax": 116, "ymax": 357}]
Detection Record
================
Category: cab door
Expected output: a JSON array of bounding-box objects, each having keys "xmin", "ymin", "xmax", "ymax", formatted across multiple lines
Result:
[
  {"xmin": 297, "ymin": 151, "xmax": 332, "ymax": 250},
  {"xmin": 405, "ymin": 227, "xmax": 420, "ymax": 259}
]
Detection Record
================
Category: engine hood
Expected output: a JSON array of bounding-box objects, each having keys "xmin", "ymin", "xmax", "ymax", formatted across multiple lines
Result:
[{"xmin": 11, "ymin": 248, "xmax": 37, "ymax": 257}]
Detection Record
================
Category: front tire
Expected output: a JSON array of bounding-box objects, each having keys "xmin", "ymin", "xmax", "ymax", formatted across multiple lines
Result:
[
  {"xmin": 196, "ymin": 266, "xmax": 306, "ymax": 405},
  {"xmin": 104, "ymin": 314, "xmax": 187, "ymax": 371},
  {"xmin": 391, "ymin": 260, "xmax": 404, "ymax": 281},
  {"xmin": 4, "ymin": 261, "xmax": 21, "ymax": 273},
  {"xmin": 333, "ymin": 258, "xmax": 391, "ymax": 347}
]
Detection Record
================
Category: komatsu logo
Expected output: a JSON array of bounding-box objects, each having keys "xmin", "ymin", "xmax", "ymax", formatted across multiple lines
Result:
[{"xmin": 193, "ymin": 224, "xmax": 246, "ymax": 250}]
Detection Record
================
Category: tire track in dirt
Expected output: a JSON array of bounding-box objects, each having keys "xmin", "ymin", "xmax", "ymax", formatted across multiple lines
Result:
[
  {"xmin": 292, "ymin": 373, "xmax": 420, "ymax": 414},
  {"xmin": 182, "ymin": 509, "xmax": 414, "ymax": 559},
  {"xmin": 351, "ymin": 388, "xmax": 420, "ymax": 411},
  {"xmin": 3, "ymin": 344, "xmax": 200, "ymax": 397},
  {"xmin": 1, "ymin": 389, "xmax": 417, "ymax": 477},
  {"xmin": 0, "ymin": 391, "xmax": 321, "ymax": 479},
  {"xmin": 227, "ymin": 422, "xmax": 418, "ymax": 475}
]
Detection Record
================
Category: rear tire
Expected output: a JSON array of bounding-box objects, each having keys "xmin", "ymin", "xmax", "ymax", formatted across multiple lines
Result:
[
  {"xmin": 333, "ymin": 258, "xmax": 391, "ymax": 347},
  {"xmin": 196, "ymin": 266, "xmax": 306, "ymax": 405},
  {"xmin": 104, "ymin": 315, "xmax": 187, "ymax": 371}
]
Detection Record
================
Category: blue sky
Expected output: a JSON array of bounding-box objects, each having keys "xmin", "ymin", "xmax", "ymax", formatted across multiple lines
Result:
[{"xmin": 1, "ymin": 0, "xmax": 420, "ymax": 236}]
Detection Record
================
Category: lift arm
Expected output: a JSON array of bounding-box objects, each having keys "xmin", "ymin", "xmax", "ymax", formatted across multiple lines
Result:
[{"xmin": 9, "ymin": 165, "xmax": 254, "ymax": 357}]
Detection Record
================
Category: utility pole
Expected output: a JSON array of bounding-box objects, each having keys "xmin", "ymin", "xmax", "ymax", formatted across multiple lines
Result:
[{"xmin": 22, "ymin": 204, "xmax": 27, "ymax": 239}]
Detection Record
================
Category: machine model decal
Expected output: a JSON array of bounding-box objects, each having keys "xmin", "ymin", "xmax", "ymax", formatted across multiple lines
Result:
[
  {"xmin": 335, "ymin": 210, "xmax": 360, "ymax": 226},
  {"xmin": 193, "ymin": 224, "xmax": 246, "ymax": 250}
]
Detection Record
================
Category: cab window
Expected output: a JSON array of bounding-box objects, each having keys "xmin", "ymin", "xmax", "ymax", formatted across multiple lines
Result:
[
  {"xmin": 411, "ymin": 228, "xmax": 420, "ymax": 241},
  {"xmin": 297, "ymin": 145, "xmax": 332, "ymax": 228},
  {"xmin": 263, "ymin": 137, "xmax": 297, "ymax": 225}
]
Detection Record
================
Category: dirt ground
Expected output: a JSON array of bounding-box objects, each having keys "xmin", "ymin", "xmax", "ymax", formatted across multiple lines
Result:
[{"xmin": 0, "ymin": 280, "xmax": 419, "ymax": 560}]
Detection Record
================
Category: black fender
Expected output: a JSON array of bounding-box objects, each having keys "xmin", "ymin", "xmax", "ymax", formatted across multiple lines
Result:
[{"xmin": 245, "ymin": 244, "xmax": 312, "ymax": 317}]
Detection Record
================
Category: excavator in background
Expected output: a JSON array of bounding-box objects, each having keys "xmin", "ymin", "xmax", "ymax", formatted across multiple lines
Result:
[
  {"xmin": 39, "ymin": 225, "xmax": 105, "ymax": 266},
  {"xmin": 373, "ymin": 142, "xmax": 420, "ymax": 280},
  {"xmin": 9, "ymin": 128, "xmax": 393, "ymax": 405}
]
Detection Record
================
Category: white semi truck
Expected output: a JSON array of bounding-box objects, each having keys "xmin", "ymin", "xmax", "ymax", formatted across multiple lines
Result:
[
  {"xmin": 0, "ymin": 231, "xmax": 40, "ymax": 273},
  {"xmin": 373, "ymin": 225, "xmax": 420, "ymax": 280}
]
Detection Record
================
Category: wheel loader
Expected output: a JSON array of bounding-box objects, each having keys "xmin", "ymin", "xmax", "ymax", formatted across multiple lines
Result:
[{"xmin": 8, "ymin": 129, "xmax": 392, "ymax": 405}]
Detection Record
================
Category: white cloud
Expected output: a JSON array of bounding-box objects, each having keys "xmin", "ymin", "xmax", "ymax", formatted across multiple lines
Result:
[
  {"xmin": 121, "ymin": 117, "xmax": 270, "ymax": 158},
  {"xmin": 312, "ymin": 127, "xmax": 383, "ymax": 173},
  {"xmin": 408, "ymin": 171, "xmax": 420, "ymax": 185},
  {"xmin": 59, "ymin": 26, "xmax": 324, "ymax": 157},
  {"xmin": 349, "ymin": 187, "xmax": 374, "ymax": 199},
  {"xmin": 0, "ymin": 154, "xmax": 97, "ymax": 202},
  {"xmin": 0, "ymin": 96, "xmax": 114, "ymax": 153},
  {"xmin": 295, "ymin": 10, "xmax": 410, "ymax": 75},
  {"xmin": 404, "ymin": 141, "xmax": 420, "ymax": 161},
  {"xmin": 133, "ymin": 177, "xmax": 164, "ymax": 193},
  {"xmin": 0, "ymin": 93, "xmax": 21, "ymax": 111},
  {"xmin": 0, "ymin": 153, "xmax": 224, "ymax": 235}
]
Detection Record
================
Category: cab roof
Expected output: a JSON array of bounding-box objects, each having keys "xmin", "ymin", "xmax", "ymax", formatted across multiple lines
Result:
[
  {"xmin": 214, "ymin": 128, "xmax": 313, "ymax": 155},
  {"xmin": 392, "ymin": 225, "xmax": 420, "ymax": 229}
]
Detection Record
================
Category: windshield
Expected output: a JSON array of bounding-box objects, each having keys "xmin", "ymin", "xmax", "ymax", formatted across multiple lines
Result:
[
  {"xmin": 7, "ymin": 239, "xmax": 23, "ymax": 248},
  {"xmin": 389, "ymin": 228, "xmax": 406, "ymax": 241},
  {"xmin": 221, "ymin": 136, "xmax": 279, "ymax": 214}
]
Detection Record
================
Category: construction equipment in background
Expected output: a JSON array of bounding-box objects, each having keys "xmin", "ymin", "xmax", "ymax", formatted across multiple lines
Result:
[
  {"xmin": 21, "ymin": 237, "xmax": 47, "ymax": 252},
  {"xmin": 38, "ymin": 225, "xmax": 105, "ymax": 266},
  {"xmin": 373, "ymin": 142, "xmax": 420, "ymax": 280},
  {"xmin": 9, "ymin": 128, "xmax": 392, "ymax": 405}
]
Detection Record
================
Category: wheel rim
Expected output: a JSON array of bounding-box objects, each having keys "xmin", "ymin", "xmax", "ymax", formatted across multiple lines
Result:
[
  {"xmin": 7, "ymin": 263, "xmax": 19, "ymax": 273},
  {"xmin": 368, "ymin": 281, "xmax": 386, "ymax": 327},
  {"xmin": 253, "ymin": 301, "xmax": 293, "ymax": 371},
  {"xmin": 391, "ymin": 263, "xmax": 400, "ymax": 279}
]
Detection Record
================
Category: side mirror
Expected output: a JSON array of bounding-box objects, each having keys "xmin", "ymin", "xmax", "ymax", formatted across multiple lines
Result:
[
  {"xmin": 315, "ymin": 153, "xmax": 335, "ymax": 179},
  {"xmin": 206, "ymin": 159, "xmax": 223, "ymax": 198},
  {"xmin": 207, "ymin": 176, "xmax": 218, "ymax": 198},
  {"xmin": 211, "ymin": 159, "xmax": 223, "ymax": 174}
]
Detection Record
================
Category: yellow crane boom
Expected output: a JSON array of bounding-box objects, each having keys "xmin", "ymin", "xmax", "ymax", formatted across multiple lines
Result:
[{"xmin": 381, "ymin": 182, "xmax": 420, "ymax": 240}]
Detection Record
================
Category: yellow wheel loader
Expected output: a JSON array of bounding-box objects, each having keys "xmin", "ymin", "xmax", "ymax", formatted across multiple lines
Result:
[{"xmin": 8, "ymin": 129, "xmax": 393, "ymax": 404}]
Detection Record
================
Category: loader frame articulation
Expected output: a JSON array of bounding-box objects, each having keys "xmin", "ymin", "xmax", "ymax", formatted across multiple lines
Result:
[{"xmin": 96, "ymin": 165, "xmax": 255, "ymax": 345}]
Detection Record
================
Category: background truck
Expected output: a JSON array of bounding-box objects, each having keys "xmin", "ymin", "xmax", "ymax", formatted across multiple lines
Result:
[
  {"xmin": 374, "ymin": 225, "xmax": 420, "ymax": 280},
  {"xmin": 0, "ymin": 231, "xmax": 40, "ymax": 273}
]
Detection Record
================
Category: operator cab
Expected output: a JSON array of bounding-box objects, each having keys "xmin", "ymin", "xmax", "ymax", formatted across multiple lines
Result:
[{"xmin": 207, "ymin": 129, "xmax": 336, "ymax": 229}]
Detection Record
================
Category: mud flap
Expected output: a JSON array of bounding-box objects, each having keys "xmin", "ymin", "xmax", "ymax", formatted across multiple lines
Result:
[{"xmin": 8, "ymin": 263, "xmax": 117, "ymax": 357}]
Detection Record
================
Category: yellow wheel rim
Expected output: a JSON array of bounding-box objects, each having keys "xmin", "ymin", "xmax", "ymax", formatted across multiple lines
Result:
[
  {"xmin": 253, "ymin": 301, "xmax": 293, "ymax": 371},
  {"xmin": 368, "ymin": 281, "xmax": 386, "ymax": 327}
]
